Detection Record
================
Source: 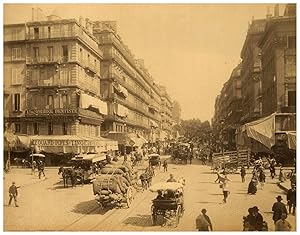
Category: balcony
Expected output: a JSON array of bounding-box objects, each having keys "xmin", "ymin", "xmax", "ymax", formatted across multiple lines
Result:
[
  {"xmin": 27, "ymin": 27, "xmax": 100, "ymax": 54},
  {"xmin": 26, "ymin": 56, "xmax": 64, "ymax": 65}
]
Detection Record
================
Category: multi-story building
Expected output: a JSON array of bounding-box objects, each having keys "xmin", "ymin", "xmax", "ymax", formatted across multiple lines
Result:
[
  {"xmin": 258, "ymin": 4, "xmax": 296, "ymax": 116},
  {"xmin": 240, "ymin": 19, "xmax": 266, "ymax": 124},
  {"xmin": 159, "ymin": 85, "xmax": 173, "ymax": 139},
  {"xmin": 4, "ymin": 14, "xmax": 106, "ymax": 138},
  {"xmin": 92, "ymin": 21, "xmax": 162, "ymax": 142},
  {"xmin": 212, "ymin": 64, "xmax": 242, "ymax": 150}
]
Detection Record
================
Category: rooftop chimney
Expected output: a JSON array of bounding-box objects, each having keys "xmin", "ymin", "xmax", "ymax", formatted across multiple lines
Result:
[
  {"xmin": 266, "ymin": 6, "xmax": 272, "ymax": 19},
  {"xmin": 274, "ymin": 4, "xmax": 279, "ymax": 17}
]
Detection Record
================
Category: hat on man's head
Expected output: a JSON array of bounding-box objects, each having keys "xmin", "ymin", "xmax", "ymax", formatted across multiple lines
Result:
[
  {"xmin": 252, "ymin": 206, "xmax": 259, "ymax": 212},
  {"xmin": 12, "ymin": 182, "xmax": 15, "ymax": 185},
  {"xmin": 201, "ymin": 208, "xmax": 207, "ymax": 213},
  {"xmin": 276, "ymin": 195, "xmax": 283, "ymax": 201}
]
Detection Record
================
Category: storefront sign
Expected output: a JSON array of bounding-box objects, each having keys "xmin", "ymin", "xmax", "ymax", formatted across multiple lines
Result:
[
  {"xmin": 26, "ymin": 108, "xmax": 78, "ymax": 116},
  {"xmin": 33, "ymin": 139, "xmax": 96, "ymax": 147}
]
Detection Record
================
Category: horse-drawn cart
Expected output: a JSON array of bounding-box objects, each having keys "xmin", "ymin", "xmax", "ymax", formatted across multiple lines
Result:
[
  {"xmin": 150, "ymin": 182, "xmax": 184, "ymax": 226},
  {"xmin": 93, "ymin": 165, "xmax": 135, "ymax": 208}
]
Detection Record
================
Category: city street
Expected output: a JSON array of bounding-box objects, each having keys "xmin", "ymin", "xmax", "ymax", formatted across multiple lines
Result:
[{"xmin": 4, "ymin": 158, "xmax": 296, "ymax": 231}]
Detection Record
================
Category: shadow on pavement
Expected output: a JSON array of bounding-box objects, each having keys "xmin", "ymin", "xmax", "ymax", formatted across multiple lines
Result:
[
  {"xmin": 196, "ymin": 201, "xmax": 219, "ymax": 204},
  {"xmin": 122, "ymin": 214, "xmax": 152, "ymax": 227},
  {"xmin": 71, "ymin": 200, "xmax": 110, "ymax": 215}
]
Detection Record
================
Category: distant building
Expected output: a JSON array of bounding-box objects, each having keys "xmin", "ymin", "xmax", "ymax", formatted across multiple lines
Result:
[
  {"xmin": 240, "ymin": 19, "xmax": 266, "ymax": 124},
  {"xmin": 158, "ymin": 85, "xmax": 173, "ymax": 139}
]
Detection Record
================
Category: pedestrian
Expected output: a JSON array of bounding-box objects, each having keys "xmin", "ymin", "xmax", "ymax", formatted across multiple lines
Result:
[
  {"xmin": 196, "ymin": 208, "xmax": 213, "ymax": 231},
  {"xmin": 240, "ymin": 165, "xmax": 246, "ymax": 183},
  {"xmin": 249, "ymin": 206, "xmax": 264, "ymax": 231},
  {"xmin": 38, "ymin": 160, "xmax": 45, "ymax": 179},
  {"xmin": 167, "ymin": 174, "xmax": 177, "ymax": 182},
  {"xmin": 243, "ymin": 208, "xmax": 254, "ymax": 231},
  {"xmin": 163, "ymin": 160, "xmax": 168, "ymax": 172},
  {"xmin": 8, "ymin": 182, "xmax": 19, "ymax": 207},
  {"xmin": 275, "ymin": 213, "xmax": 291, "ymax": 231},
  {"xmin": 290, "ymin": 170, "xmax": 296, "ymax": 187},
  {"xmin": 220, "ymin": 175, "xmax": 230, "ymax": 203},
  {"xmin": 258, "ymin": 170, "xmax": 265, "ymax": 189},
  {"xmin": 248, "ymin": 178, "xmax": 257, "ymax": 195},
  {"xmin": 279, "ymin": 167, "xmax": 285, "ymax": 182},
  {"xmin": 287, "ymin": 184, "xmax": 296, "ymax": 215},
  {"xmin": 272, "ymin": 195, "xmax": 288, "ymax": 224}
]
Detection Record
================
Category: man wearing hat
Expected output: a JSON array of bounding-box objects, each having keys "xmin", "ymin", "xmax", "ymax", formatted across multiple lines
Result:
[
  {"xmin": 8, "ymin": 182, "xmax": 19, "ymax": 207},
  {"xmin": 249, "ymin": 206, "xmax": 264, "ymax": 231},
  {"xmin": 167, "ymin": 174, "xmax": 177, "ymax": 182},
  {"xmin": 196, "ymin": 208, "xmax": 213, "ymax": 231},
  {"xmin": 287, "ymin": 184, "xmax": 296, "ymax": 215},
  {"xmin": 272, "ymin": 195, "xmax": 288, "ymax": 223}
]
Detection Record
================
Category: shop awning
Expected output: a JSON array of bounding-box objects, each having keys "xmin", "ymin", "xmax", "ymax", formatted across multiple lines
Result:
[
  {"xmin": 287, "ymin": 132, "xmax": 296, "ymax": 150},
  {"xmin": 81, "ymin": 93, "xmax": 107, "ymax": 115},
  {"xmin": 72, "ymin": 153, "xmax": 106, "ymax": 162},
  {"xmin": 106, "ymin": 132, "xmax": 147, "ymax": 147}
]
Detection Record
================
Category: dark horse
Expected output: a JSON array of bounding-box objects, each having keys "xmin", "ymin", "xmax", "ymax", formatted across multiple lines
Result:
[{"xmin": 58, "ymin": 167, "xmax": 77, "ymax": 188}]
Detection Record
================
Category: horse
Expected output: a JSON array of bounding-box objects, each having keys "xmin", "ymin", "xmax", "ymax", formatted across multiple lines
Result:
[
  {"xmin": 139, "ymin": 166, "xmax": 155, "ymax": 191},
  {"xmin": 58, "ymin": 167, "xmax": 77, "ymax": 188}
]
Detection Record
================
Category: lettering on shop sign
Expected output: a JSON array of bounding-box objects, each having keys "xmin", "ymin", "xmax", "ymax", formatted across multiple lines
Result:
[
  {"xmin": 33, "ymin": 139, "xmax": 97, "ymax": 146},
  {"xmin": 26, "ymin": 109, "xmax": 78, "ymax": 115}
]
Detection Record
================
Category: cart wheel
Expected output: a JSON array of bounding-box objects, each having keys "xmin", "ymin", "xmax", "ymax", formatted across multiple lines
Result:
[
  {"xmin": 175, "ymin": 205, "xmax": 182, "ymax": 225},
  {"xmin": 151, "ymin": 205, "xmax": 157, "ymax": 225},
  {"xmin": 126, "ymin": 186, "xmax": 134, "ymax": 208}
]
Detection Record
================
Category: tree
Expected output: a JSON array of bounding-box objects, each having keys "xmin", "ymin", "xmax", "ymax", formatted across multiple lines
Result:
[{"xmin": 180, "ymin": 119, "xmax": 212, "ymax": 144}]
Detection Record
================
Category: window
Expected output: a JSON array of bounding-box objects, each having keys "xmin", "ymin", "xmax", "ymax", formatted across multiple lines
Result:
[
  {"xmin": 47, "ymin": 95, "xmax": 53, "ymax": 109},
  {"xmin": 287, "ymin": 36, "xmax": 296, "ymax": 49},
  {"xmin": 11, "ymin": 48, "xmax": 22, "ymax": 60},
  {"xmin": 33, "ymin": 47, "xmax": 39, "ymax": 60},
  {"xmin": 34, "ymin": 27, "xmax": 39, "ymax": 39},
  {"xmin": 61, "ymin": 94, "xmax": 68, "ymax": 108},
  {"xmin": 48, "ymin": 26, "xmax": 51, "ymax": 38},
  {"xmin": 48, "ymin": 46, "xmax": 53, "ymax": 61},
  {"xmin": 13, "ymin": 93, "xmax": 21, "ymax": 111},
  {"xmin": 48, "ymin": 122, "xmax": 53, "ymax": 135},
  {"xmin": 11, "ymin": 68, "xmax": 21, "ymax": 85},
  {"xmin": 62, "ymin": 45, "xmax": 68, "ymax": 62},
  {"xmin": 285, "ymin": 55, "xmax": 296, "ymax": 77},
  {"xmin": 34, "ymin": 123, "xmax": 39, "ymax": 135},
  {"xmin": 62, "ymin": 122, "xmax": 67, "ymax": 135},
  {"xmin": 80, "ymin": 48, "xmax": 83, "ymax": 61},
  {"xmin": 15, "ymin": 124, "xmax": 21, "ymax": 133},
  {"xmin": 288, "ymin": 91, "xmax": 296, "ymax": 106}
]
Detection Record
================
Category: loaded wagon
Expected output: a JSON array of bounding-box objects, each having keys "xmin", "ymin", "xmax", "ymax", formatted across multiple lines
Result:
[
  {"xmin": 93, "ymin": 163, "xmax": 137, "ymax": 208},
  {"xmin": 150, "ymin": 182, "xmax": 184, "ymax": 226}
]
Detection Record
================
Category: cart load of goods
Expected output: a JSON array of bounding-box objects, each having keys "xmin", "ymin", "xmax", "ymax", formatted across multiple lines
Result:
[{"xmin": 92, "ymin": 161, "xmax": 138, "ymax": 207}]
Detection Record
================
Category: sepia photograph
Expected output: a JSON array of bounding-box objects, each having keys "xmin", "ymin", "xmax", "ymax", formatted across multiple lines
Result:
[{"xmin": 2, "ymin": 1, "xmax": 297, "ymax": 232}]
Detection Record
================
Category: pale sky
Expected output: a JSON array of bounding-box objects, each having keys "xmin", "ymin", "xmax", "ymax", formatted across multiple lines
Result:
[{"xmin": 4, "ymin": 3, "xmax": 285, "ymax": 121}]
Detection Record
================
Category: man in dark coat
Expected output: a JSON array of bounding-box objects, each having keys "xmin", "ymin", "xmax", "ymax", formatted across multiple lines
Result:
[
  {"xmin": 287, "ymin": 184, "xmax": 296, "ymax": 215},
  {"xmin": 249, "ymin": 206, "xmax": 264, "ymax": 231},
  {"xmin": 8, "ymin": 182, "xmax": 19, "ymax": 207},
  {"xmin": 38, "ymin": 160, "xmax": 45, "ymax": 179},
  {"xmin": 196, "ymin": 208, "xmax": 213, "ymax": 231},
  {"xmin": 272, "ymin": 195, "xmax": 288, "ymax": 223}
]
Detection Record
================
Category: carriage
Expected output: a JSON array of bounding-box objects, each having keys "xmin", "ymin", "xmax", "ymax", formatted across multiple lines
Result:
[
  {"xmin": 149, "ymin": 154, "xmax": 161, "ymax": 168},
  {"xmin": 172, "ymin": 143, "xmax": 189, "ymax": 164},
  {"xmin": 150, "ymin": 182, "xmax": 184, "ymax": 226}
]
